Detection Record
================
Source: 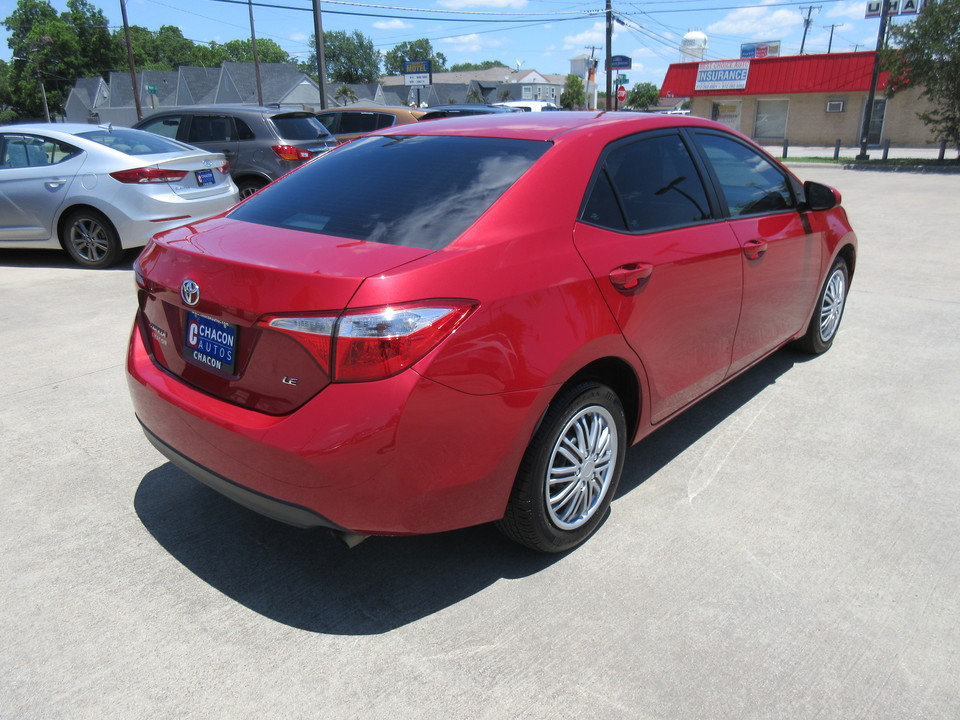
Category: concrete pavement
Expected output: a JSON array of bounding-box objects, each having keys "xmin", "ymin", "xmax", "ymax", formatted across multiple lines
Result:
[{"xmin": 1, "ymin": 166, "xmax": 958, "ymax": 719}]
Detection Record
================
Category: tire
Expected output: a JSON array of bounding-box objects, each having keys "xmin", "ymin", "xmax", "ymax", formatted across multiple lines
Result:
[
  {"xmin": 60, "ymin": 209, "xmax": 122, "ymax": 269},
  {"xmin": 237, "ymin": 178, "xmax": 266, "ymax": 199},
  {"xmin": 497, "ymin": 382, "xmax": 627, "ymax": 553},
  {"xmin": 794, "ymin": 257, "xmax": 849, "ymax": 354}
]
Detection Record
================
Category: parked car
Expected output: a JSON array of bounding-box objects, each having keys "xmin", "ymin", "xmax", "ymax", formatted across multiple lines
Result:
[
  {"xmin": 315, "ymin": 106, "xmax": 425, "ymax": 144},
  {"xmin": 493, "ymin": 100, "xmax": 559, "ymax": 112},
  {"xmin": 0, "ymin": 123, "xmax": 238, "ymax": 268},
  {"xmin": 418, "ymin": 104, "xmax": 520, "ymax": 121},
  {"xmin": 127, "ymin": 112, "xmax": 857, "ymax": 552},
  {"xmin": 134, "ymin": 105, "xmax": 337, "ymax": 198}
]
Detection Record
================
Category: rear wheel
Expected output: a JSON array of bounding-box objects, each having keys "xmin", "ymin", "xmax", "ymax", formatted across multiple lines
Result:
[
  {"xmin": 794, "ymin": 257, "xmax": 848, "ymax": 354},
  {"xmin": 497, "ymin": 382, "xmax": 627, "ymax": 552},
  {"xmin": 237, "ymin": 178, "xmax": 266, "ymax": 199},
  {"xmin": 60, "ymin": 209, "xmax": 122, "ymax": 269}
]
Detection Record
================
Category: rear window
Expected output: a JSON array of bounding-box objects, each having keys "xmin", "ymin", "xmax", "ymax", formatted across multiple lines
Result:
[
  {"xmin": 269, "ymin": 113, "xmax": 332, "ymax": 141},
  {"xmin": 76, "ymin": 128, "xmax": 189, "ymax": 155},
  {"xmin": 229, "ymin": 134, "xmax": 549, "ymax": 250}
]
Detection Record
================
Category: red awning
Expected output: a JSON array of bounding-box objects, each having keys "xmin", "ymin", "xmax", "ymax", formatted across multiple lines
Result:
[{"xmin": 660, "ymin": 51, "xmax": 890, "ymax": 98}]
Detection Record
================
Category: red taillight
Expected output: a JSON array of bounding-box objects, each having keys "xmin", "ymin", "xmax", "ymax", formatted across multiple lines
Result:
[
  {"xmin": 272, "ymin": 145, "xmax": 312, "ymax": 161},
  {"xmin": 109, "ymin": 167, "xmax": 188, "ymax": 183},
  {"xmin": 258, "ymin": 301, "xmax": 477, "ymax": 382},
  {"xmin": 218, "ymin": 160, "xmax": 231, "ymax": 175}
]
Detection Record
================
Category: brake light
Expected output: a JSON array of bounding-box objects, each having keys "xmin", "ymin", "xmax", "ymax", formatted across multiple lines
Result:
[
  {"xmin": 218, "ymin": 160, "xmax": 231, "ymax": 175},
  {"xmin": 258, "ymin": 301, "xmax": 477, "ymax": 381},
  {"xmin": 272, "ymin": 145, "xmax": 312, "ymax": 161},
  {"xmin": 110, "ymin": 167, "xmax": 188, "ymax": 183}
]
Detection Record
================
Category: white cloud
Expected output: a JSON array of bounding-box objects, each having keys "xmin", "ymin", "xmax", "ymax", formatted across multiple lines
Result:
[
  {"xmin": 373, "ymin": 19, "xmax": 413, "ymax": 30},
  {"xmin": 563, "ymin": 22, "xmax": 626, "ymax": 51},
  {"xmin": 437, "ymin": 0, "xmax": 528, "ymax": 9},
  {"xmin": 707, "ymin": 6, "xmax": 802, "ymax": 37},
  {"xmin": 290, "ymin": 32, "xmax": 309, "ymax": 44},
  {"xmin": 826, "ymin": 1, "xmax": 868, "ymax": 20},
  {"xmin": 440, "ymin": 34, "xmax": 506, "ymax": 52}
]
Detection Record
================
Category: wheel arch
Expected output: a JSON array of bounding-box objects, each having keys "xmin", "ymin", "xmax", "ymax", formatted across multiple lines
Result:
[
  {"xmin": 558, "ymin": 356, "xmax": 642, "ymax": 442},
  {"xmin": 56, "ymin": 203, "xmax": 119, "ymax": 250},
  {"xmin": 837, "ymin": 241, "xmax": 856, "ymax": 282}
]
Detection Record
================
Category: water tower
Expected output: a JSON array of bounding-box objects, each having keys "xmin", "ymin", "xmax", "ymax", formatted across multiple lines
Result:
[{"xmin": 680, "ymin": 31, "xmax": 708, "ymax": 62}]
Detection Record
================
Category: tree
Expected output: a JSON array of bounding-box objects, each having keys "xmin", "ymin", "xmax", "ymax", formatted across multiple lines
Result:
[
  {"xmin": 215, "ymin": 38, "xmax": 292, "ymax": 65},
  {"xmin": 301, "ymin": 30, "xmax": 379, "ymax": 83},
  {"xmin": 559, "ymin": 74, "xmax": 585, "ymax": 109},
  {"xmin": 884, "ymin": 0, "xmax": 960, "ymax": 153},
  {"xmin": 625, "ymin": 81, "xmax": 660, "ymax": 111},
  {"xmin": 383, "ymin": 39, "xmax": 447, "ymax": 76},
  {"xmin": 449, "ymin": 60, "xmax": 507, "ymax": 72},
  {"xmin": 3, "ymin": 0, "xmax": 119, "ymax": 119},
  {"xmin": 334, "ymin": 84, "xmax": 358, "ymax": 105}
]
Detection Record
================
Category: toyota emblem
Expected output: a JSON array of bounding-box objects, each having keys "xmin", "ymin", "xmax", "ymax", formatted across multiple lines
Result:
[{"xmin": 181, "ymin": 279, "xmax": 200, "ymax": 306}]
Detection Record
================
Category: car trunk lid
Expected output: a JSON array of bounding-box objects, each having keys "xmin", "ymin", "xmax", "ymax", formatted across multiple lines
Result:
[{"xmin": 134, "ymin": 216, "xmax": 434, "ymax": 414}]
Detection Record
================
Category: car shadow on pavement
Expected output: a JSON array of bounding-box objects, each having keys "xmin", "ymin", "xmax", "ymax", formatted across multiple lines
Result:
[
  {"xmin": 134, "ymin": 348, "xmax": 802, "ymax": 635},
  {"xmin": 0, "ymin": 248, "xmax": 141, "ymax": 269}
]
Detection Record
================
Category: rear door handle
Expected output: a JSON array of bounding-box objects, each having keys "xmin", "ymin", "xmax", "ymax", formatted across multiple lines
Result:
[
  {"xmin": 743, "ymin": 239, "xmax": 768, "ymax": 259},
  {"xmin": 45, "ymin": 178, "xmax": 68, "ymax": 188},
  {"xmin": 609, "ymin": 263, "xmax": 654, "ymax": 293}
]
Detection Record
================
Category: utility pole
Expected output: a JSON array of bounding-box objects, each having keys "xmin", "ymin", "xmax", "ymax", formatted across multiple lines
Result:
[
  {"xmin": 824, "ymin": 23, "xmax": 841, "ymax": 53},
  {"xmin": 312, "ymin": 0, "xmax": 327, "ymax": 109},
  {"xmin": 857, "ymin": 0, "xmax": 891, "ymax": 159},
  {"xmin": 247, "ymin": 0, "xmax": 264, "ymax": 105},
  {"xmin": 119, "ymin": 0, "xmax": 143, "ymax": 121},
  {"xmin": 604, "ymin": 0, "xmax": 612, "ymax": 111},
  {"xmin": 799, "ymin": 6, "xmax": 820, "ymax": 54}
]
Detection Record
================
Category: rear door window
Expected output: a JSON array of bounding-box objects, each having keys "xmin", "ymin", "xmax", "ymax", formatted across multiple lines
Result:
[
  {"xmin": 581, "ymin": 132, "xmax": 712, "ymax": 233},
  {"xmin": 229, "ymin": 135, "xmax": 550, "ymax": 249}
]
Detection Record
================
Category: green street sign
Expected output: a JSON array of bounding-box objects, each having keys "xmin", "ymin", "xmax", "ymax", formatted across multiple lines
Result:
[{"xmin": 147, "ymin": 84, "xmax": 158, "ymax": 95}]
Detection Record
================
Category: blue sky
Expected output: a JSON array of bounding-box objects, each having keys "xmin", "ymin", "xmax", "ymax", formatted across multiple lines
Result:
[{"xmin": 0, "ymin": 0, "xmax": 914, "ymax": 88}]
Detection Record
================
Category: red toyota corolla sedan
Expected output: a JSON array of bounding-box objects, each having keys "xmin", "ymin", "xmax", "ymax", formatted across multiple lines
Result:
[{"xmin": 127, "ymin": 112, "xmax": 856, "ymax": 552}]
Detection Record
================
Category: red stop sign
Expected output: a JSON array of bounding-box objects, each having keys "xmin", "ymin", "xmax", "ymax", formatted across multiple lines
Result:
[{"xmin": 617, "ymin": 85, "xmax": 627, "ymax": 103}]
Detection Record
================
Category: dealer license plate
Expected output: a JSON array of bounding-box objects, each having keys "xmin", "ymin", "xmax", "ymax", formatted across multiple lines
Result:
[
  {"xmin": 184, "ymin": 312, "xmax": 236, "ymax": 374},
  {"xmin": 195, "ymin": 168, "xmax": 215, "ymax": 187}
]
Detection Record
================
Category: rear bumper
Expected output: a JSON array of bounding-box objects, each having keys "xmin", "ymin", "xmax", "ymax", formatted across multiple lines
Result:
[
  {"xmin": 127, "ymin": 324, "xmax": 550, "ymax": 536},
  {"xmin": 139, "ymin": 420, "xmax": 344, "ymax": 530}
]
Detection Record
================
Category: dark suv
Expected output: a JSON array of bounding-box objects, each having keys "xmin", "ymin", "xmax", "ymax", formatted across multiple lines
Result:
[{"xmin": 135, "ymin": 105, "xmax": 337, "ymax": 197}]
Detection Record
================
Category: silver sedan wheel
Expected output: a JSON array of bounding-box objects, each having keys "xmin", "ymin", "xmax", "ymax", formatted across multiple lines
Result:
[
  {"xmin": 819, "ymin": 267, "xmax": 846, "ymax": 342},
  {"xmin": 546, "ymin": 405, "xmax": 619, "ymax": 531},
  {"xmin": 68, "ymin": 216, "xmax": 112, "ymax": 264}
]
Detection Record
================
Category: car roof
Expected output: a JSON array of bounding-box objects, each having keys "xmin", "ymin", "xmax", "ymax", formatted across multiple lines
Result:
[
  {"xmin": 373, "ymin": 111, "xmax": 728, "ymax": 143},
  {"xmin": 138, "ymin": 105, "xmax": 312, "ymax": 118},
  {"xmin": 0, "ymin": 122, "xmax": 131, "ymax": 136}
]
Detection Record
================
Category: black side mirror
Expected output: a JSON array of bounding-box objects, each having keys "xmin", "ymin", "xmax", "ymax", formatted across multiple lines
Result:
[{"xmin": 802, "ymin": 180, "xmax": 840, "ymax": 211}]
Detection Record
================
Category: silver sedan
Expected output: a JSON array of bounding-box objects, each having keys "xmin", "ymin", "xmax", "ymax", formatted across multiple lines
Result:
[{"xmin": 0, "ymin": 123, "xmax": 239, "ymax": 268}]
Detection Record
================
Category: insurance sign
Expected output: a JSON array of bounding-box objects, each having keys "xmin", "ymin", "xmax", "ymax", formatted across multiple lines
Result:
[{"xmin": 695, "ymin": 60, "xmax": 750, "ymax": 91}]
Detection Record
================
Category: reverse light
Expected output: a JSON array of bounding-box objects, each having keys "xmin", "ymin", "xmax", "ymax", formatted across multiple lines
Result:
[
  {"xmin": 258, "ymin": 301, "xmax": 477, "ymax": 381},
  {"xmin": 110, "ymin": 167, "xmax": 188, "ymax": 183},
  {"xmin": 272, "ymin": 145, "xmax": 312, "ymax": 161}
]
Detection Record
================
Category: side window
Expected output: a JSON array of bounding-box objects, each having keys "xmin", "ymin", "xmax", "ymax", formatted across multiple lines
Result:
[
  {"xmin": 581, "ymin": 170, "xmax": 626, "ymax": 231},
  {"xmin": 316, "ymin": 113, "xmax": 338, "ymax": 132},
  {"xmin": 375, "ymin": 113, "xmax": 396, "ymax": 130},
  {"xmin": 139, "ymin": 115, "xmax": 182, "ymax": 140},
  {"xmin": 188, "ymin": 115, "xmax": 234, "ymax": 143},
  {"xmin": 235, "ymin": 118, "xmax": 255, "ymax": 141},
  {"xmin": 339, "ymin": 112, "xmax": 381, "ymax": 135},
  {"xmin": 581, "ymin": 133, "xmax": 711, "ymax": 233},
  {"xmin": 696, "ymin": 132, "xmax": 795, "ymax": 216},
  {"xmin": 0, "ymin": 134, "xmax": 78, "ymax": 168}
]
